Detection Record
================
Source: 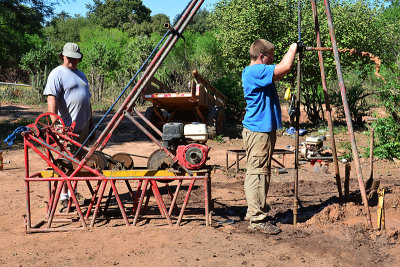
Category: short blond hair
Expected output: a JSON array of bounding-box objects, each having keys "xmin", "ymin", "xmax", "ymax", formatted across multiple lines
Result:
[{"xmin": 249, "ymin": 39, "xmax": 275, "ymax": 61}]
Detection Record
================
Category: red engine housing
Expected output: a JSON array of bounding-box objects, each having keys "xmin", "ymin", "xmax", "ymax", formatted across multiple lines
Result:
[{"xmin": 176, "ymin": 143, "xmax": 209, "ymax": 170}]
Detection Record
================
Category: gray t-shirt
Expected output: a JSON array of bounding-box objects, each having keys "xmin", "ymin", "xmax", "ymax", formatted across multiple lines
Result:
[{"xmin": 44, "ymin": 65, "xmax": 91, "ymax": 132}]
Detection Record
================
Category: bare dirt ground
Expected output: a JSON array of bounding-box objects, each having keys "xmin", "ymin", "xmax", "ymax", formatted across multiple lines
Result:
[{"xmin": 0, "ymin": 103, "xmax": 399, "ymax": 267}]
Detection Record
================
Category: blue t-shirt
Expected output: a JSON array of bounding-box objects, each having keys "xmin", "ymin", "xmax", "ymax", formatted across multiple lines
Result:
[
  {"xmin": 44, "ymin": 65, "xmax": 91, "ymax": 132},
  {"xmin": 242, "ymin": 64, "xmax": 282, "ymax": 132}
]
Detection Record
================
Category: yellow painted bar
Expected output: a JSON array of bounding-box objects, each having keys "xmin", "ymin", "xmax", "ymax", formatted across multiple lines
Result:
[{"xmin": 40, "ymin": 169, "xmax": 207, "ymax": 178}]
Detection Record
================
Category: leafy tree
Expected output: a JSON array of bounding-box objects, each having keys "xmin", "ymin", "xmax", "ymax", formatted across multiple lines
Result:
[
  {"xmin": 186, "ymin": 8, "xmax": 214, "ymax": 34},
  {"xmin": 374, "ymin": 117, "xmax": 400, "ymax": 160},
  {"xmin": 211, "ymin": 0, "xmax": 395, "ymax": 124},
  {"xmin": 375, "ymin": 67, "xmax": 400, "ymax": 124},
  {"xmin": 211, "ymin": 0, "xmax": 299, "ymax": 120},
  {"xmin": 19, "ymin": 42, "xmax": 58, "ymax": 99},
  {"xmin": 124, "ymin": 13, "xmax": 170, "ymax": 37},
  {"xmin": 44, "ymin": 12, "xmax": 92, "ymax": 50},
  {"xmin": 0, "ymin": 0, "xmax": 54, "ymax": 71},
  {"xmin": 79, "ymin": 27, "xmax": 129, "ymax": 102},
  {"xmin": 20, "ymin": 43, "xmax": 58, "ymax": 75},
  {"xmin": 87, "ymin": 0, "xmax": 151, "ymax": 30},
  {"xmin": 328, "ymin": 68, "xmax": 374, "ymax": 125},
  {"xmin": 149, "ymin": 14, "xmax": 170, "ymax": 35},
  {"xmin": 364, "ymin": 1, "xmax": 400, "ymax": 159},
  {"xmin": 119, "ymin": 33, "xmax": 158, "ymax": 75},
  {"xmin": 372, "ymin": 0, "xmax": 400, "ymax": 70},
  {"xmin": 159, "ymin": 31, "xmax": 224, "ymax": 91}
]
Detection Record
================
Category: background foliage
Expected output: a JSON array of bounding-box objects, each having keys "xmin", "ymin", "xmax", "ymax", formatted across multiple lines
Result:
[{"xmin": 1, "ymin": 0, "xmax": 399, "ymax": 159}]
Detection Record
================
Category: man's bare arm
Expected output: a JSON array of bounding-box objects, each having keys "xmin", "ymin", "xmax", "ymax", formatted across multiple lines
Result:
[
  {"xmin": 273, "ymin": 43, "xmax": 298, "ymax": 81},
  {"xmin": 47, "ymin": 95, "xmax": 57, "ymax": 123}
]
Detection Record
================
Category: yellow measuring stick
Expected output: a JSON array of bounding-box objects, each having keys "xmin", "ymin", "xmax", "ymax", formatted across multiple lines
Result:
[{"xmin": 377, "ymin": 188, "xmax": 385, "ymax": 230}]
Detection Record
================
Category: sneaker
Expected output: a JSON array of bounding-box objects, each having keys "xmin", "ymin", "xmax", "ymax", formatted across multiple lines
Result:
[{"xmin": 248, "ymin": 222, "xmax": 281, "ymax": 235}]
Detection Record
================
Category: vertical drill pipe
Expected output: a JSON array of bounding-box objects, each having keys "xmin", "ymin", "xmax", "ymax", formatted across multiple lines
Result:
[
  {"xmin": 293, "ymin": 0, "xmax": 302, "ymax": 226},
  {"xmin": 293, "ymin": 54, "xmax": 302, "ymax": 225},
  {"xmin": 323, "ymin": 0, "xmax": 372, "ymax": 227},
  {"xmin": 344, "ymin": 163, "xmax": 350, "ymax": 201},
  {"xmin": 311, "ymin": 0, "xmax": 342, "ymax": 200}
]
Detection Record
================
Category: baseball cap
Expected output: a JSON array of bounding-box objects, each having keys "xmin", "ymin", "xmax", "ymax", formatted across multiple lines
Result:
[{"xmin": 62, "ymin": 42, "xmax": 82, "ymax": 59}]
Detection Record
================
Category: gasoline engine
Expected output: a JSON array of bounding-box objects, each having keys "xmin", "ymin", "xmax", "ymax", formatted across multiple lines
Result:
[
  {"xmin": 299, "ymin": 135, "xmax": 333, "ymax": 161},
  {"xmin": 147, "ymin": 122, "xmax": 210, "ymax": 171}
]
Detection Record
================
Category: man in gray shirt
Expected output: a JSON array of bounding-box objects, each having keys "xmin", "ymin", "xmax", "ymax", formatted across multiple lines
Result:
[
  {"xmin": 44, "ymin": 42, "xmax": 92, "ymax": 208},
  {"xmin": 44, "ymin": 42, "xmax": 92, "ymax": 141}
]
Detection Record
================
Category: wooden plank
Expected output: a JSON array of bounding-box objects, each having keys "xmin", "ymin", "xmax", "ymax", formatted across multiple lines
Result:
[
  {"xmin": 144, "ymin": 77, "xmax": 174, "ymax": 94},
  {"xmin": 192, "ymin": 69, "xmax": 227, "ymax": 104}
]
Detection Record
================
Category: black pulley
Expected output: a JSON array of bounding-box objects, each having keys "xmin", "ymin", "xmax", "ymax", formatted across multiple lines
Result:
[{"xmin": 147, "ymin": 149, "xmax": 174, "ymax": 170}]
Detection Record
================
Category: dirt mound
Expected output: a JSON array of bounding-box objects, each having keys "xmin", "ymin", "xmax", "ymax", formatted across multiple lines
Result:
[{"xmin": 306, "ymin": 202, "xmax": 363, "ymax": 225}]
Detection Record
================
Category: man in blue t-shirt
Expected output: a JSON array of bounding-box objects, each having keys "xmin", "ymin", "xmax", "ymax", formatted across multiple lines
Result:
[{"xmin": 242, "ymin": 39, "xmax": 299, "ymax": 234}]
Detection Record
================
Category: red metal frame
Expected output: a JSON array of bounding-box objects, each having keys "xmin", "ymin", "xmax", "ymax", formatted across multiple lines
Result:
[
  {"xmin": 23, "ymin": 125, "xmax": 211, "ymax": 232},
  {"xmin": 22, "ymin": 0, "xmax": 212, "ymax": 233}
]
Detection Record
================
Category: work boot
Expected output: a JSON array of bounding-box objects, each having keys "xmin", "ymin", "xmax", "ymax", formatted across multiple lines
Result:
[
  {"xmin": 248, "ymin": 222, "xmax": 281, "ymax": 235},
  {"xmin": 60, "ymin": 199, "xmax": 69, "ymax": 212},
  {"xmin": 59, "ymin": 192, "xmax": 85, "ymax": 212},
  {"xmin": 74, "ymin": 192, "xmax": 86, "ymax": 206}
]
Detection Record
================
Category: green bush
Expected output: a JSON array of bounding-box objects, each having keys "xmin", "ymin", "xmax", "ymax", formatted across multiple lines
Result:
[
  {"xmin": 328, "ymin": 67, "xmax": 375, "ymax": 126},
  {"xmin": 373, "ymin": 67, "xmax": 400, "ymax": 159},
  {"xmin": 374, "ymin": 117, "xmax": 400, "ymax": 159}
]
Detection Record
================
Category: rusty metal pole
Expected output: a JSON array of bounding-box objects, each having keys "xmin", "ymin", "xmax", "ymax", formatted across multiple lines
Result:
[
  {"xmin": 88, "ymin": 0, "xmax": 202, "ymax": 154},
  {"xmin": 98, "ymin": 0, "xmax": 205, "ymax": 150},
  {"xmin": 293, "ymin": 54, "xmax": 302, "ymax": 225},
  {"xmin": 310, "ymin": 0, "xmax": 342, "ymax": 200},
  {"xmin": 323, "ymin": 0, "xmax": 372, "ymax": 228},
  {"xmin": 293, "ymin": 0, "xmax": 302, "ymax": 225}
]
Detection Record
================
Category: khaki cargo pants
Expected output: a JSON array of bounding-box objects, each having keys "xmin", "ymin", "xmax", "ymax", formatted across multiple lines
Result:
[{"xmin": 242, "ymin": 128, "xmax": 276, "ymax": 223}]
